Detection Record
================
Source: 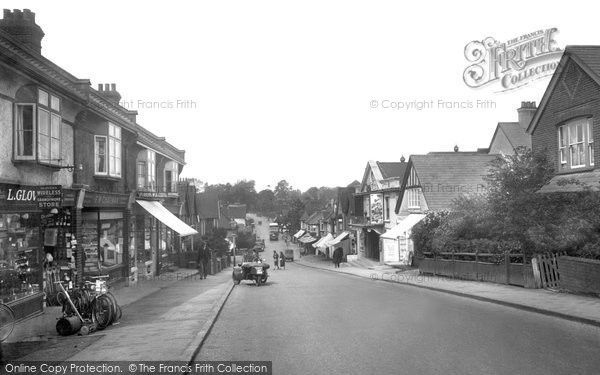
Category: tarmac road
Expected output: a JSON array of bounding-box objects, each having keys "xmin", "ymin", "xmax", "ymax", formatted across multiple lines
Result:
[{"xmin": 195, "ymin": 248, "xmax": 600, "ymax": 374}]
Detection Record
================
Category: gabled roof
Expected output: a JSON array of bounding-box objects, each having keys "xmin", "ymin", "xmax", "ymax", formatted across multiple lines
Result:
[
  {"xmin": 196, "ymin": 192, "xmax": 220, "ymax": 219},
  {"xmin": 305, "ymin": 211, "xmax": 323, "ymax": 225},
  {"xmin": 300, "ymin": 212, "xmax": 309, "ymax": 221},
  {"xmin": 528, "ymin": 46, "xmax": 600, "ymax": 135},
  {"xmin": 489, "ymin": 122, "xmax": 531, "ymax": 151},
  {"xmin": 376, "ymin": 162, "xmax": 408, "ymax": 179},
  {"xmin": 347, "ymin": 180, "xmax": 361, "ymax": 187},
  {"xmin": 396, "ymin": 153, "xmax": 498, "ymax": 212}
]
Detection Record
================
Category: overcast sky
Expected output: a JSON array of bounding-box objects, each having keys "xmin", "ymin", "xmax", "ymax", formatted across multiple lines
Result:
[{"xmin": 7, "ymin": 0, "xmax": 596, "ymax": 191}]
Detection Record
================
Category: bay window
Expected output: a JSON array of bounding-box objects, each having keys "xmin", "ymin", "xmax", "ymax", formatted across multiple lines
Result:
[
  {"xmin": 94, "ymin": 123, "xmax": 122, "ymax": 177},
  {"xmin": 558, "ymin": 118, "xmax": 594, "ymax": 171},
  {"xmin": 147, "ymin": 150, "xmax": 156, "ymax": 190},
  {"xmin": 164, "ymin": 161, "xmax": 178, "ymax": 193},
  {"xmin": 14, "ymin": 88, "xmax": 62, "ymax": 165},
  {"xmin": 137, "ymin": 161, "xmax": 146, "ymax": 189}
]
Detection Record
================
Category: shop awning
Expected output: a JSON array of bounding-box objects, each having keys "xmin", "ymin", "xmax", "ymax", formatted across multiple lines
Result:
[
  {"xmin": 298, "ymin": 235, "xmax": 317, "ymax": 244},
  {"xmin": 136, "ymin": 200, "xmax": 198, "ymax": 237},
  {"xmin": 328, "ymin": 231, "xmax": 350, "ymax": 246},
  {"xmin": 293, "ymin": 229, "xmax": 306, "ymax": 239},
  {"xmin": 313, "ymin": 233, "xmax": 334, "ymax": 248},
  {"xmin": 381, "ymin": 214, "xmax": 426, "ymax": 239}
]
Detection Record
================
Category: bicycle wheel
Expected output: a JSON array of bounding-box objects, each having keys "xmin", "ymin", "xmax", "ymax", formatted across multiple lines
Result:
[
  {"xmin": 105, "ymin": 292, "xmax": 121, "ymax": 323},
  {"xmin": 0, "ymin": 304, "xmax": 16, "ymax": 342},
  {"xmin": 93, "ymin": 295, "xmax": 113, "ymax": 330}
]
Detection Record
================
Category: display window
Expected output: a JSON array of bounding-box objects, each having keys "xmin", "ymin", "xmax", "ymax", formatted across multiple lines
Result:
[
  {"xmin": 81, "ymin": 211, "xmax": 124, "ymax": 272},
  {"xmin": 0, "ymin": 213, "xmax": 42, "ymax": 302}
]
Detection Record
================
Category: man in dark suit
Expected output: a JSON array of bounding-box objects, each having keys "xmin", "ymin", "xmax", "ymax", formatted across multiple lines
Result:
[{"xmin": 332, "ymin": 247, "xmax": 343, "ymax": 268}]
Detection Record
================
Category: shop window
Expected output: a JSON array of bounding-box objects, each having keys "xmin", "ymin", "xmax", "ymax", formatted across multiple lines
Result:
[
  {"xmin": 14, "ymin": 88, "xmax": 62, "ymax": 165},
  {"xmin": 81, "ymin": 211, "xmax": 124, "ymax": 270},
  {"xmin": 0, "ymin": 213, "xmax": 42, "ymax": 302}
]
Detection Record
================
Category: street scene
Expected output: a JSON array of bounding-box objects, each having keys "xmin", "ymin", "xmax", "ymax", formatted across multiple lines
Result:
[{"xmin": 2, "ymin": 2, "xmax": 600, "ymax": 375}]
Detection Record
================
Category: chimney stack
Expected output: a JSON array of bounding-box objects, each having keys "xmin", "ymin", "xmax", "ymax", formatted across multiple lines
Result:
[
  {"xmin": 0, "ymin": 9, "xmax": 45, "ymax": 54},
  {"xmin": 517, "ymin": 101, "xmax": 537, "ymax": 130},
  {"xmin": 97, "ymin": 83, "xmax": 122, "ymax": 104}
]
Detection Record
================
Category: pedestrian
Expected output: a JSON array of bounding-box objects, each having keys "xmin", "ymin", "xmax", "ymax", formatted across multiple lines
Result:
[
  {"xmin": 333, "ymin": 247, "xmax": 343, "ymax": 268},
  {"xmin": 273, "ymin": 250, "xmax": 279, "ymax": 270},
  {"xmin": 279, "ymin": 251, "xmax": 286, "ymax": 270},
  {"xmin": 198, "ymin": 244, "xmax": 210, "ymax": 279}
]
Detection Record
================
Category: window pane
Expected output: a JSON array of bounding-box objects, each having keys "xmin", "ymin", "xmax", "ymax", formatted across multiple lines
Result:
[
  {"xmin": 96, "ymin": 137, "xmax": 106, "ymax": 173},
  {"xmin": 109, "ymin": 138, "xmax": 115, "ymax": 157},
  {"xmin": 50, "ymin": 95, "xmax": 60, "ymax": 111},
  {"xmin": 559, "ymin": 127, "xmax": 566, "ymax": 147},
  {"xmin": 38, "ymin": 133, "xmax": 50, "ymax": 160},
  {"xmin": 115, "ymin": 126, "xmax": 121, "ymax": 139},
  {"xmin": 38, "ymin": 109, "xmax": 49, "ymax": 135},
  {"xmin": 588, "ymin": 119, "xmax": 594, "ymax": 142},
  {"xmin": 110, "ymin": 155, "xmax": 115, "ymax": 174},
  {"xmin": 38, "ymin": 89, "xmax": 48, "ymax": 106},
  {"xmin": 17, "ymin": 105, "xmax": 34, "ymax": 157},
  {"xmin": 115, "ymin": 140, "xmax": 121, "ymax": 159},
  {"xmin": 51, "ymin": 139, "xmax": 60, "ymax": 160},
  {"xmin": 577, "ymin": 123, "xmax": 584, "ymax": 142},
  {"xmin": 109, "ymin": 124, "xmax": 114, "ymax": 137},
  {"xmin": 51, "ymin": 114, "xmax": 60, "ymax": 137}
]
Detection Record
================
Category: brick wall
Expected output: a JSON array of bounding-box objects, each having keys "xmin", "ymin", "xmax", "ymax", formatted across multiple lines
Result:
[
  {"xmin": 558, "ymin": 256, "xmax": 600, "ymax": 295},
  {"xmin": 531, "ymin": 58, "xmax": 600, "ymax": 169}
]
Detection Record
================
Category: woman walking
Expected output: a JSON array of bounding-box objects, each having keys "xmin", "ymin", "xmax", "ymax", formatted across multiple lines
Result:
[
  {"xmin": 273, "ymin": 250, "xmax": 279, "ymax": 270},
  {"xmin": 279, "ymin": 251, "xmax": 286, "ymax": 270}
]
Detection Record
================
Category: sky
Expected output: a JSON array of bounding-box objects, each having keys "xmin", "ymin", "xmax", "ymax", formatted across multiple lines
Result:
[{"xmin": 5, "ymin": 0, "xmax": 597, "ymax": 191}]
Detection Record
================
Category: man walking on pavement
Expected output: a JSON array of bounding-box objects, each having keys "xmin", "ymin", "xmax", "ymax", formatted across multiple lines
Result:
[{"xmin": 198, "ymin": 243, "xmax": 210, "ymax": 279}]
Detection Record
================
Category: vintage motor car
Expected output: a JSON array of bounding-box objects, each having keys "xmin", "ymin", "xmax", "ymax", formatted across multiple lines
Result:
[{"xmin": 232, "ymin": 261, "xmax": 270, "ymax": 286}]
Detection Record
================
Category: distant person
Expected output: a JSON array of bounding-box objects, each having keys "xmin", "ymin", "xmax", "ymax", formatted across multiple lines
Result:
[
  {"xmin": 198, "ymin": 244, "xmax": 210, "ymax": 279},
  {"xmin": 273, "ymin": 250, "xmax": 279, "ymax": 270},
  {"xmin": 279, "ymin": 251, "xmax": 286, "ymax": 270},
  {"xmin": 332, "ymin": 247, "xmax": 343, "ymax": 268}
]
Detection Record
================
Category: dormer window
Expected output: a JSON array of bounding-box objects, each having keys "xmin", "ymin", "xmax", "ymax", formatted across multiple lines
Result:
[{"xmin": 14, "ymin": 88, "xmax": 62, "ymax": 166}]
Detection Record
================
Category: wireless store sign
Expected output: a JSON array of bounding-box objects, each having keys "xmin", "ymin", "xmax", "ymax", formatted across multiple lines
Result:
[{"xmin": 0, "ymin": 183, "xmax": 62, "ymax": 211}]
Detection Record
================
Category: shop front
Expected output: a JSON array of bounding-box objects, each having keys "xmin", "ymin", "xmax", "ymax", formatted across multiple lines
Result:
[
  {"xmin": 78, "ymin": 190, "xmax": 132, "ymax": 285},
  {"xmin": 0, "ymin": 183, "xmax": 76, "ymax": 321},
  {"xmin": 134, "ymin": 199, "xmax": 197, "ymax": 278}
]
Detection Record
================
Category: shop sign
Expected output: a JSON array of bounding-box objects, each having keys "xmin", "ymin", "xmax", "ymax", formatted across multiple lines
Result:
[
  {"xmin": 0, "ymin": 183, "xmax": 62, "ymax": 211},
  {"xmin": 83, "ymin": 191, "xmax": 129, "ymax": 207}
]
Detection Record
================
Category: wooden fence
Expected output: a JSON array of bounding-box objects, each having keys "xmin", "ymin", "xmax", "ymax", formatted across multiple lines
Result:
[{"xmin": 419, "ymin": 251, "xmax": 537, "ymax": 288}]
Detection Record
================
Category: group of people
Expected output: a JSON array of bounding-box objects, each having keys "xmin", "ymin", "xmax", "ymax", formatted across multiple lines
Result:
[{"xmin": 272, "ymin": 250, "xmax": 286, "ymax": 270}]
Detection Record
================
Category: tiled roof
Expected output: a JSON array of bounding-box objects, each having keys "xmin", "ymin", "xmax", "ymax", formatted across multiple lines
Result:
[
  {"xmin": 490, "ymin": 122, "xmax": 531, "ymax": 150},
  {"xmin": 538, "ymin": 170, "xmax": 600, "ymax": 193},
  {"xmin": 564, "ymin": 45, "xmax": 600, "ymax": 79},
  {"xmin": 306, "ymin": 211, "xmax": 323, "ymax": 225},
  {"xmin": 377, "ymin": 162, "xmax": 408, "ymax": 179},
  {"xmin": 347, "ymin": 180, "xmax": 361, "ymax": 187},
  {"xmin": 196, "ymin": 192, "xmax": 220, "ymax": 219},
  {"xmin": 407, "ymin": 153, "xmax": 498, "ymax": 211},
  {"xmin": 528, "ymin": 46, "xmax": 600, "ymax": 134}
]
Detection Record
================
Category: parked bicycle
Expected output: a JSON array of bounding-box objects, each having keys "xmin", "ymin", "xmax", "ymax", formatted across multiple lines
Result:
[
  {"xmin": 0, "ymin": 303, "xmax": 15, "ymax": 342},
  {"xmin": 55, "ymin": 275, "xmax": 121, "ymax": 335}
]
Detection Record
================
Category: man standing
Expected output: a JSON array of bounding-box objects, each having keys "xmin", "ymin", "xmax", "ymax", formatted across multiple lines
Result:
[
  {"xmin": 197, "ymin": 243, "xmax": 210, "ymax": 279},
  {"xmin": 332, "ymin": 247, "xmax": 343, "ymax": 268}
]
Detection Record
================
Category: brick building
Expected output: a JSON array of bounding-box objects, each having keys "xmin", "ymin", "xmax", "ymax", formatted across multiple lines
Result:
[{"xmin": 0, "ymin": 9, "xmax": 195, "ymax": 321}]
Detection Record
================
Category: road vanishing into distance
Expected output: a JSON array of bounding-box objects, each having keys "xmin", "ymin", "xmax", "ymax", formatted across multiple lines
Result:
[{"xmin": 195, "ymin": 217, "xmax": 600, "ymax": 375}]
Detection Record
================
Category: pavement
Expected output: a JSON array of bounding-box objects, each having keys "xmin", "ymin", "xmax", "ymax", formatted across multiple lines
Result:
[
  {"xmin": 295, "ymin": 252, "xmax": 600, "ymax": 328},
  {"xmin": 2, "ymin": 266, "xmax": 234, "ymax": 362}
]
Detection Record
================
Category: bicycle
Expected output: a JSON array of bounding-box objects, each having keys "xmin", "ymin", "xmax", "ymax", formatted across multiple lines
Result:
[
  {"xmin": 83, "ymin": 276, "xmax": 121, "ymax": 330},
  {"xmin": 0, "ymin": 303, "xmax": 16, "ymax": 342}
]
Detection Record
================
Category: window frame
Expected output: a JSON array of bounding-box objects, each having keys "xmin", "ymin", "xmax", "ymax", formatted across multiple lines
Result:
[
  {"xmin": 147, "ymin": 150, "xmax": 156, "ymax": 190},
  {"xmin": 558, "ymin": 117, "xmax": 594, "ymax": 171},
  {"xmin": 384, "ymin": 196, "xmax": 390, "ymax": 221},
  {"xmin": 137, "ymin": 161, "xmax": 147, "ymax": 189},
  {"xmin": 94, "ymin": 135, "xmax": 108, "ymax": 175},
  {"xmin": 407, "ymin": 189, "xmax": 420, "ymax": 209},
  {"xmin": 13, "ymin": 103, "xmax": 37, "ymax": 161},
  {"xmin": 107, "ymin": 123, "xmax": 122, "ymax": 178}
]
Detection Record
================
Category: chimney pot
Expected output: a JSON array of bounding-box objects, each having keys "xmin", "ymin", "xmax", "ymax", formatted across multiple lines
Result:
[
  {"xmin": 111, "ymin": 83, "xmax": 116, "ymax": 91},
  {"xmin": 454, "ymin": 145, "xmax": 459, "ymax": 152},
  {"xmin": 98, "ymin": 83, "xmax": 103, "ymax": 91}
]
